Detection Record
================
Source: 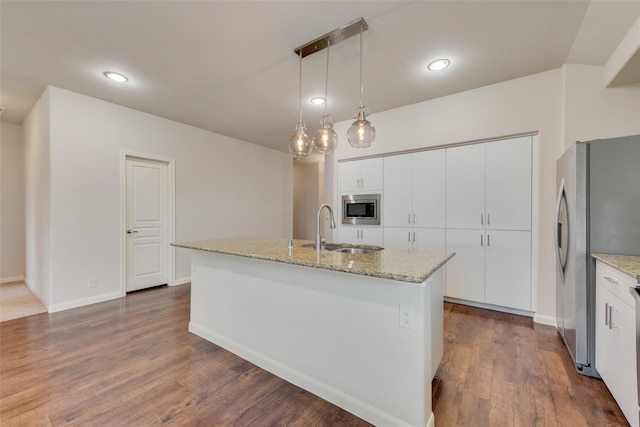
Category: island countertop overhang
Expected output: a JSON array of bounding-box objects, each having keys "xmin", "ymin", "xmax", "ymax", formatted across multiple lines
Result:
[{"xmin": 172, "ymin": 237, "xmax": 455, "ymax": 285}]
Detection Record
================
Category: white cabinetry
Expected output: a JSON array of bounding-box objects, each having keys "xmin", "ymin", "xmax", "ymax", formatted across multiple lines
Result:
[
  {"xmin": 445, "ymin": 136, "xmax": 533, "ymax": 311},
  {"xmin": 383, "ymin": 150, "xmax": 445, "ymax": 251},
  {"xmin": 341, "ymin": 225, "xmax": 383, "ymax": 246},
  {"xmin": 339, "ymin": 158, "xmax": 383, "ymax": 193},
  {"xmin": 595, "ymin": 260, "xmax": 638, "ymax": 427},
  {"xmin": 384, "ymin": 227, "xmax": 446, "ymax": 252}
]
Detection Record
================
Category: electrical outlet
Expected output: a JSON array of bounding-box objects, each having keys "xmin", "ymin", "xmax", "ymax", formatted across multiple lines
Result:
[
  {"xmin": 399, "ymin": 305, "xmax": 415, "ymax": 330},
  {"xmin": 88, "ymin": 277, "xmax": 97, "ymax": 288}
]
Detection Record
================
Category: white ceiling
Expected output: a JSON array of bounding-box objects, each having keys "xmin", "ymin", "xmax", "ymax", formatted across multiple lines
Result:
[{"xmin": 1, "ymin": 1, "xmax": 639, "ymax": 153}]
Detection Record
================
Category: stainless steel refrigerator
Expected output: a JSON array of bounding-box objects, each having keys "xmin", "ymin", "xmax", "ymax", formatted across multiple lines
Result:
[{"xmin": 555, "ymin": 134, "xmax": 640, "ymax": 377}]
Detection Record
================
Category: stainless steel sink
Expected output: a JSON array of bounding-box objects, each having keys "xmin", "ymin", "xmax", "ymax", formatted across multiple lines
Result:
[
  {"xmin": 301, "ymin": 242, "xmax": 383, "ymax": 254},
  {"xmin": 333, "ymin": 247, "xmax": 380, "ymax": 254}
]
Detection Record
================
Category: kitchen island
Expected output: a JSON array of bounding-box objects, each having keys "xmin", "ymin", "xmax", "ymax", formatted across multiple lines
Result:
[{"xmin": 171, "ymin": 237, "xmax": 455, "ymax": 427}]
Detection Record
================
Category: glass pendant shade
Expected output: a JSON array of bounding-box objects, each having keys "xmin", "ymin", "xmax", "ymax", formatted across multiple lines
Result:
[
  {"xmin": 288, "ymin": 121, "xmax": 312, "ymax": 159},
  {"xmin": 347, "ymin": 106, "xmax": 376, "ymax": 148},
  {"xmin": 312, "ymin": 114, "xmax": 338, "ymax": 154}
]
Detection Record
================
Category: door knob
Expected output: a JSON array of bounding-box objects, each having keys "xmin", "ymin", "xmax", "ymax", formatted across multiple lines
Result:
[{"xmin": 127, "ymin": 229, "xmax": 138, "ymax": 234}]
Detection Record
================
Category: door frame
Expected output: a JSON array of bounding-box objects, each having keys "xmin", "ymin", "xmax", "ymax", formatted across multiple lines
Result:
[{"xmin": 120, "ymin": 151, "xmax": 175, "ymax": 296}]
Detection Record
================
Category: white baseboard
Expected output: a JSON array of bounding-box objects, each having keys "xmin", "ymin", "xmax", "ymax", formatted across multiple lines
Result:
[
  {"xmin": 533, "ymin": 313, "xmax": 557, "ymax": 327},
  {"xmin": 1, "ymin": 275, "xmax": 25, "ymax": 284},
  {"xmin": 444, "ymin": 297, "xmax": 534, "ymax": 318},
  {"xmin": 172, "ymin": 276, "xmax": 191, "ymax": 286},
  {"xmin": 49, "ymin": 291, "xmax": 122, "ymax": 313},
  {"xmin": 189, "ymin": 321, "xmax": 414, "ymax": 427}
]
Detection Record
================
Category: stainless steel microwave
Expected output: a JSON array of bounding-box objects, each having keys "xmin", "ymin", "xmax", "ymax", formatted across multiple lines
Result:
[{"xmin": 342, "ymin": 194, "xmax": 381, "ymax": 225}]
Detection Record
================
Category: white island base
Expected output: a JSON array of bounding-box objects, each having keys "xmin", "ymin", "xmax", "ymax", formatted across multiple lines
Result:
[{"xmin": 189, "ymin": 250, "xmax": 444, "ymax": 427}]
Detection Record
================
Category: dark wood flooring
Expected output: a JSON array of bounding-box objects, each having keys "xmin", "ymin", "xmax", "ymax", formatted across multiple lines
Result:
[{"xmin": 0, "ymin": 284, "xmax": 629, "ymax": 426}]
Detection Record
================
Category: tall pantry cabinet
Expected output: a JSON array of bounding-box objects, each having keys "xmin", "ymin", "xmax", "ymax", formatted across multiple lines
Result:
[{"xmin": 445, "ymin": 136, "xmax": 533, "ymax": 311}]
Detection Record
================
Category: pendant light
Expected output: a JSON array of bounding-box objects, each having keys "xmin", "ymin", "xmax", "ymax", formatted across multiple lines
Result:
[
  {"xmin": 312, "ymin": 40, "xmax": 338, "ymax": 154},
  {"xmin": 347, "ymin": 22, "xmax": 375, "ymax": 148},
  {"xmin": 288, "ymin": 50, "xmax": 312, "ymax": 159}
]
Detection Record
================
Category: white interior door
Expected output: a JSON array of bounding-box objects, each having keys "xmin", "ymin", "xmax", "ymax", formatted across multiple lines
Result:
[{"xmin": 126, "ymin": 158, "xmax": 168, "ymax": 292}]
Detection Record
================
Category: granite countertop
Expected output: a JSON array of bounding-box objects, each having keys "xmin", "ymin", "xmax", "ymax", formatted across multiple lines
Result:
[
  {"xmin": 592, "ymin": 253, "xmax": 640, "ymax": 284},
  {"xmin": 171, "ymin": 237, "xmax": 455, "ymax": 285}
]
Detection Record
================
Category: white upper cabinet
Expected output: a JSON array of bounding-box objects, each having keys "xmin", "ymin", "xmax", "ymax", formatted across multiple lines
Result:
[
  {"xmin": 485, "ymin": 136, "xmax": 532, "ymax": 231},
  {"xmin": 383, "ymin": 155, "xmax": 413, "ymax": 227},
  {"xmin": 340, "ymin": 158, "xmax": 383, "ymax": 193},
  {"xmin": 384, "ymin": 150, "xmax": 445, "ymax": 228},
  {"xmin": 446, "ymin": 136, "xmax": 532, "ymax": 231},
  {"xmin": 413, "ymin": 150, "xmax": 446, "ymax": 229},
  {"xmin": 446, "ymin": 144, "xmax": 486, "ymax": 229}
]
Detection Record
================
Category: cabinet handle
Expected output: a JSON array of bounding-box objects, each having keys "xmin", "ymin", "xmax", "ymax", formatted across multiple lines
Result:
[
  {"xmin": 361, "ymin": 178, "xmax": 364, "ymax": 189},
  {"xmin": 413, "ymin": 214, "xmax": 416, "ymax": 224},
  {"xmin": 412, "ymin": 231, "xmax": 415, "ymax": 242},
  {"xmin": 605, "ymin": 303, "xmax": 609, "ymax": 326},
  {"xmin": 408, "ymin": 232, "xmax": 411, "ymax": 242},
  {"xmin": 487, "ymin": 234, "xmax": 490, "ymax": 246},
  {"xmin": 488, "ymin": 213, "xmax": 491, "ymax": 226},
  {"xmin": 608, "ymin": 305, "xmax": 614, "ymax": 330},
  {"xmin": 604, "ymin": 276, "xmax": 620, "ymax": 286},
  {"xmin": 481, "ymin": 213, "xmax": 484, "ymax": 225},
  {"xmin": 480, "ymin": 235, "xmax": 483, "ymax": 246},
  {"xmin": 361, "ymin": 230, "xmax": 364, "ymax": 240},
  {"xmin": 408, "ymin": 214, "xmax": 411, "ymax": 225}
]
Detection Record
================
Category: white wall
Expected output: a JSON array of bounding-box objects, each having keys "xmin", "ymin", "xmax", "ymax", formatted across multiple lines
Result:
[
  {"xmin": 23, "ymin": 89, "xmax": 52, "ymax": 305},
  {"xmin": 329, "ymin": 65, "xmax": 640, "ymax": 324},
  {"xmin": 0, "ymin": 123, "xmax": 26, "ymax": 282},
  {"xmin": 563, "ymin": 63, "xmax": 640, "ymax": 148},
  {"xmin": 293, "ymin": 161, "xmax": 324, "ymax": 240},
  {"xmin": 25, "ymin": 86, "xmax": 293, "ymax": 311}
]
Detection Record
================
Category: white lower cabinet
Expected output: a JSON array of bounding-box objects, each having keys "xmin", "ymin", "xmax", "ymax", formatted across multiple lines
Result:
[
  {"xmin": 340, "ymin": 225, "xmax": 383, "ymax": 246},
  {"xmin": 445, "ymin": 229, "xmax": 531, "ymax": 311},
  {"xmin": 485, "ymin": 230, "xmax": 531, "ymax": 310},
  {"xmin": 444, "ymin": 229, "xmax": 485, "ymax": 303},
  {"xmin": 384, "ymin": 227, "xmax": 445, "ymax": 252},
  {"xmin": 595, "ymin": 260, "xmax": 638, "ymax": 427}
]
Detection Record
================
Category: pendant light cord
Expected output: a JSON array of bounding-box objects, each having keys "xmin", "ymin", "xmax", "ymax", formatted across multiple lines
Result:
[
  {"xmin": 323, "ymin": 40, "xmax": 330, "ymax": 116},
  {"xmin": 359, "ymin": 23, "xmax": 364, "ymax": 107},
  {"xmin": 298, "ymin": 50, "xmax": 303, "ymax": 123}
]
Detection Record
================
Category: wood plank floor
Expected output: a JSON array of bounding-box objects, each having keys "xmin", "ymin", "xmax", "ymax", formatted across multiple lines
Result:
[{"xmin": 0, "ymin": 284, "xmax": 629, "ymax": 426}]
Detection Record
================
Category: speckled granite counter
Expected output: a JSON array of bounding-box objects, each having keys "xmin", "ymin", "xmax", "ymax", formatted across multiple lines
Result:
[
  {"xmin": 592, "ymin": 253, "xmax": 640, "ymax": 284},
  {"xmin": 172, "ymin": 237, "xmax": 455, "ymax": 284}
]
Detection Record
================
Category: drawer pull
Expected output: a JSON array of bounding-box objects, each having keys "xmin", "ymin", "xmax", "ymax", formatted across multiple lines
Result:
[
  {"xmin": 605, "ymin": 303, "xmax": 609, "ymax": 326},
  {"xmin": 604, "ymin": 276, "xmax": 620, "ymax": 286}
]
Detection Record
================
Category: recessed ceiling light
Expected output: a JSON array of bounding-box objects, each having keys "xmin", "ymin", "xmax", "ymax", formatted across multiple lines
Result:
[
  {"xmin": 427, "ymin": 59, "xmax": 450, "ymax": 71},
  {"xmin": 310, "ymin": 97, "xmax": 325, "ymax": 105},
  {"xmin": 103, "ymin": 71, "xmax": 129, "ymax": 83}
]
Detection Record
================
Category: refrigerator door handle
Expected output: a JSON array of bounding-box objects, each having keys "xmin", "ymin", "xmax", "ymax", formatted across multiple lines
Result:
[{"xmin": 555, "ymin": 179, "xmax": 568, "ymax": 283}]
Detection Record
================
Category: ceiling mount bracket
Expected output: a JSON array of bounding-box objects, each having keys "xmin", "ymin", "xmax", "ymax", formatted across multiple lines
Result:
[{"xmin": 294, "ymin": 17, "xmax": 368, "ymax": 59}]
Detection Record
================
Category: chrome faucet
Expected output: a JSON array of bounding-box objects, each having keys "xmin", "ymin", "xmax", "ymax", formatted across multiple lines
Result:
[{"xmin": 316, "ymin": 204, "xmax": 337, "ymax": 256}]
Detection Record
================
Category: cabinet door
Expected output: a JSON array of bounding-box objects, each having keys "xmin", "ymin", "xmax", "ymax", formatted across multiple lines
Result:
[
  {"xmin": 596, "ymin": 274, "xmax": 639, "ymax": 427},
  {"xmin": 413, "ymin": 150, "xmax": 446, "ymax": 228},
  {"xmin": 340, "ymin": 225, "xmax": 359, "ymax": 244},
  {"xmin": 384, "ymin": 155, "xmax": 413, "ymax": 227},
  {"xmin": 445, "ymin": 229, "xmax": 485, "ymax": 302},
  {"xmin": 596, "ymin": 282, "xmax": 615, "ymax": 396},
  {"xmin": 359, "ymin": 226, "xmax": 383, "ymax": 245},
  {"xmin": 340, "ymin": 225, "xmax": 383, "ymax": 245},
  {"xmin": 383, "ymin": 227, "xmax": 412, "ymax": 250},
  {"xmin": 414, "ymin": 228, "xmax": 446, "ymax": 252},
  {"xmin": 485, "ymin": 230, "xmax": 531, "ymax": 310},
  {"xmin": 446, "ymin": 144, "xmax": 485, "ymax": 229},
  {"xmin": 360, "ymin": 157, "xmax": 383, "ymax": 192},
  {"xmin": 485, "ymin": 136, "xmax": 532, "ymax": 231},
  {"xmin": 339, "ymin": 161, "xmax": 362, "ymax": 193}
]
